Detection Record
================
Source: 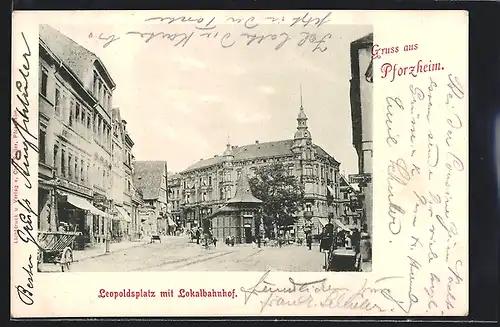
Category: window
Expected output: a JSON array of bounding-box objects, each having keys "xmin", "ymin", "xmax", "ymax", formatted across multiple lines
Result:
[
  {"xmin": 55, "ymin": 88, "xmax": 61, "ymax": 116},
  {"xmin": 62, "ymin": 93, "xmax": 68, "ymax": 121},
  {"xmin": 209, "ymin": 176, "xmax": 212, "ymax": 186},
  {"xmin": 93, "ymin": 72, "xmax": 98, "ymax": 96},
  {"xmin": 39, "ymin": 129, "xmax": 46, "ymax": 163},
  {"xmin": 86, "ymin": 164, "xmax": 90, "ymax": 184},
  {"xmin": 53, "ymin": 145, "xmax": 59, "ymax": 171},
  {"xmin": 61, "ymin": 149, "xmax": 66, "ymax": 177},
  {"xmin": 288, "ymin": 166, "xmax": 294, "ymax": 176},
  {"xmin": 98, "ymin": 81, "xmax": 103, "ymax": 104},
  {"xmin": 40, "ymin": 69, "xmax": 48, "ymax": 97},
  {"xmin": 80, "ymin": 160, "xmax": 85, "ymax": 183},
  {"xmin": 97, "ymin": 117, "xmax": 102, "ymax": 139},
  {"xmin": 68, "ymin": 155, "xmax": 73, "ymax": 178},
  {"xmin": 69, "ymin": 101, "xmax": 74, "ymax": 127},
  {"xmin": 87, "ymin": 116, "xmax": 91, "ymax": 130},
  {"xmin": 305, "ymin": 167, "xmax": 313, "ymax": 176},
  {"xmin": 75, "ymin": 103, "xmax": 80, "ymax": 125},
  {"xmin": 74, "ymin": 160, "xmax": 78, "ymax": 181}
]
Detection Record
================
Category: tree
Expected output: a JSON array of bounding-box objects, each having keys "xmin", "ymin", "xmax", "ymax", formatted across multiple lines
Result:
[{"xmin": 249, "ymin": 163, "xmax": 305, "ymax": 238}]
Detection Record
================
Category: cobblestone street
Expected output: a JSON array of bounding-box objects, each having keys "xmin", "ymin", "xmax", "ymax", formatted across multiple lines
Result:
[{"xmin": 57, "ymin": 236, "xmax": 327, "ymax": 272}]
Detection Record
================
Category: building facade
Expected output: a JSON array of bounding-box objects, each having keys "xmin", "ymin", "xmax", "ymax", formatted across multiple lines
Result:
[
  {"xmin": 178, "ymin": 103, "xmax": 342, "ymax": 239},
  {"xmin": 209, "ymin": 173, "xmax": 262, "ymax": 244},
  {"xmin": 109, "ymin": 108, "xmax": 133, "ymax": 240},
  {"xmin": 349, "ymin": 33, "xmax": 373, "ymax": 237},
  {"xmin": 167, "ymin": 173, "xmax": 182, "ymax": 227},
  {"xmin": 37, "ymin": 24, "xmax": 138, "ymax": 247},
  {"xmin": 133, "ymin": 161, "xmax": 169, "ymax": 236}
]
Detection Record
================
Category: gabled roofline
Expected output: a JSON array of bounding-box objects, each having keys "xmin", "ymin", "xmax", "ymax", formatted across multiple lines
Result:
[
  {"xmin": 93, "ymin": 58, "xmax": 117, "ymax": 90},
  {"xmin": 40, "ymin": 39, "xmax": 99, "ymax": 108}
]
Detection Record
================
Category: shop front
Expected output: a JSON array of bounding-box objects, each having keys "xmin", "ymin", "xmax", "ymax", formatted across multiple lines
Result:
[
  {"xmin": 112, "ymin": 205, "xmax": 132, "ymax": 242},
  {"xmin": 56, "ymin": 191, "xmax": 107, "ymax": 250},
  {"xmin": 92, "ymin": 193, "xmax": 111, "ymax": 244}
]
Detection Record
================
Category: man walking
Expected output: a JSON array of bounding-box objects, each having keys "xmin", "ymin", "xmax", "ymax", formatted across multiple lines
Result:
[{"xmin": 306, "ymin": 232, "xmax": 313, "ymax": 250}]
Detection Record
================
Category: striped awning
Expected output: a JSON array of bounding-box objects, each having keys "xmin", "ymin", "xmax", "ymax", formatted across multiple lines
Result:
[
  {"xmin": 333, "ymin": 219, "xmax": 352, "ymax": 232},
  {"xmin": 317, "ymin": 218, "xmax": 330, "ymax": 227},
  {"xmin": 114, "ymin": 206, "xmax": 132, "ymax": 223},
  {"xmin": 62, "ymin": 193, "xmax": 109, "ymax": 217},
  {"xmin": 167, "ymin": 217, "xmax": 176, "ymax": 226}
]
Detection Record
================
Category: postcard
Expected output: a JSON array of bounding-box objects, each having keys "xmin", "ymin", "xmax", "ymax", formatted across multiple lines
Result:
[{"xmin": 11, "ymin": 10, "xmax": 468, "ymax": 317}]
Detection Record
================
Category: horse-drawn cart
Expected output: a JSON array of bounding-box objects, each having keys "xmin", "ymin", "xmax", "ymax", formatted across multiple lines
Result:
[
  {"xmin": 37, "ymin": 231, "xmax": 81, "ymax": 272},
  {"xmin": 323, "ymin": 247, "xmax": 361, "ymax": 271},
  {"xmin": 320, "ymin": 222, "xmax": 361, "ymax": 271}
]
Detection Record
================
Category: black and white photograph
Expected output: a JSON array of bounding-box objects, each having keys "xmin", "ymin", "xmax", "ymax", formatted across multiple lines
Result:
[{"xmin": 36, "ymin": 21, "xmax": 373, "ymax": 273}]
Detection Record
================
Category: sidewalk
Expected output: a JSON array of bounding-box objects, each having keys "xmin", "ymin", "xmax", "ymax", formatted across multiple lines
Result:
[{"xmin": 73, "ymin": 240, "xmax": 149, "ymax": 262}]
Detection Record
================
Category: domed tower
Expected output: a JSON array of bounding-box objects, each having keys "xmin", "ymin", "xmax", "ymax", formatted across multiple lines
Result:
[
  {"xmin": 292, "ymin": 87, "xmax": 313, "ymax": 150},
  {"xmin": 223, "ymin": 137, "xmax": 234, "ymax": 164},
  {"xmin": 221, "ymin": 136, "xmax": 234, "ymax": 200}
]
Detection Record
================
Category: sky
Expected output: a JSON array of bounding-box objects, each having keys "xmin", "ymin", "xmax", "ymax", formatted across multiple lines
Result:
[{"xmin": 49, "ymin": 22, "xmax": 372, "ymax": 175}]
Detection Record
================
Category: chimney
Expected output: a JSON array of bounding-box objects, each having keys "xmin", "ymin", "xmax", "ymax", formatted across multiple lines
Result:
[{"xmin": 255, "ymin": 140, "xmax": 259, "ymax": 144}]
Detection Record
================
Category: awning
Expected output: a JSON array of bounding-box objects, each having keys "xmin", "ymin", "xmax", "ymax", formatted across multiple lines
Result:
[
  {"xmin": 333, "ymin": 219, "xmax": 352, "ymax": 232},
  {"xmin": 64, "ymin": 193, "xmax": 108, "ymax": 217},
  {"xmin": 115, "ymin": 206, "xmax": 132, "ymax": 223},
  {"xmin": 327, "ymin": 186, "xmax": 335, "ymax": 195},
  {"xmin": 317, "ymin": 218, "xmax": 330, "ymax": 227},
  {"xmin": 167, "ymin": 217, "xmax": 176, "ymax": 226}
]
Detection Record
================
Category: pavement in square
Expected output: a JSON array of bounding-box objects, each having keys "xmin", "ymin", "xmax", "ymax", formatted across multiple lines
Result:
[{"xmin": 40, "ymin": 236, "xmax": 371, "ymax": 273}]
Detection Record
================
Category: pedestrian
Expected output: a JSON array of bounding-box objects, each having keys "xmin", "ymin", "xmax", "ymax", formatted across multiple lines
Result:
[
  {"xmin": 213, "ymin": 237, "xmax": 217, "ymax": 247},
  {"xmin": 351, "ymin": 228, "xmax": 361, "ymax": 254},
  {"xmin": 306, "ymin": 232, "xmax": 312, "ymax": 250},
  {"xmin": 196, "ymin": 228, "xmax": 201, "ymax": 244}
]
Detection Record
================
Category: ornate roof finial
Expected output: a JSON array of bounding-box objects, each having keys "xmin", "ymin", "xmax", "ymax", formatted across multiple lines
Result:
[
  {"xmin": 300, "ymin": 84, "xmax": 303, "ymax": 108},
  {"xmin": 227, "ymin": 133, "xmax": 231, "ymax": 146}
]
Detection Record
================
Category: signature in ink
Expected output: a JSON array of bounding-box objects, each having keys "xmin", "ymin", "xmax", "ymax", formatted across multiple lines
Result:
[
  {"xmin": 11, "ymin": 32, "xmax": 38, "ymax": 190},
  {"xmin": 15, "ymin": 254, "xmax": 35, "ymax": 306}
]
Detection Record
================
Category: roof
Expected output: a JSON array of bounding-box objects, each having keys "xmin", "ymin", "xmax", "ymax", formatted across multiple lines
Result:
[
  {"xmin": 39, "ymin": 24, "xmax": 116, "ymax": 90},
  {"xmin": 351, "ymin": 33, "xmax": 373, "ymax": 46},
  {"xmin": 167, "ymin": 172, "xmax": 181, "ymax": 180},
  {"xmin": 227, "ymin": 173, "xmax": 262, "ymax": 204},
  {"xmin": 182, "ymin": 139, "xmax": 339, "ymax": 173},
  {"xmin": 133, "ymin": 161, "xmax": 167, "ymax": 200}
]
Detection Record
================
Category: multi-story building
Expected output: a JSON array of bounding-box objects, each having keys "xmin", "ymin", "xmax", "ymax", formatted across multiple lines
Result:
[
  {"xmin": 167, "ymin": 173, "xmax": 182, "ymax": 227},
  {"xmin": 109, "ymin": 108, "xmax": 133, "ymax": 240},
  {"xmin": 132, "ymin": 161, "xmax": 169, "ymax": 235},
  {"xmin": 122, "ymin": 117, "xmax": 137, "ymax": 236},
  {"xmin": 38, "ymin": 24, "xmax": 115, "ymax": 247},
  {"xmin": 349, "ymin": 32, "xmax": 373, "ymax": 237},
  {"xmin": 178, "ymin": 102, "xmax": 342, "ymax": 239}
]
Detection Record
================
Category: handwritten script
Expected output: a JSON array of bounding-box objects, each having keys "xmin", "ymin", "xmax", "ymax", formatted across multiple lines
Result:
[
  {"xmin": 240, "ymin": 270, "xmax": 415, "ymax": 313},
  {"xmin": 384, "ymin": 67, "xmax": 466, "ymax": 315},
  {"xmin": 88, "ymin": 12, "xmax": 333, "ymax": 52},
  {"xmin": 12, "ymin": 32, "xmax": 37, "ymax": 306}
]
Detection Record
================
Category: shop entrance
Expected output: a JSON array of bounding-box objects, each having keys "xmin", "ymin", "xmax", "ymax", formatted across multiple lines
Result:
[{"xmin": 244, "ymin": 225, "xmax": 252, "ymax": 244}]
